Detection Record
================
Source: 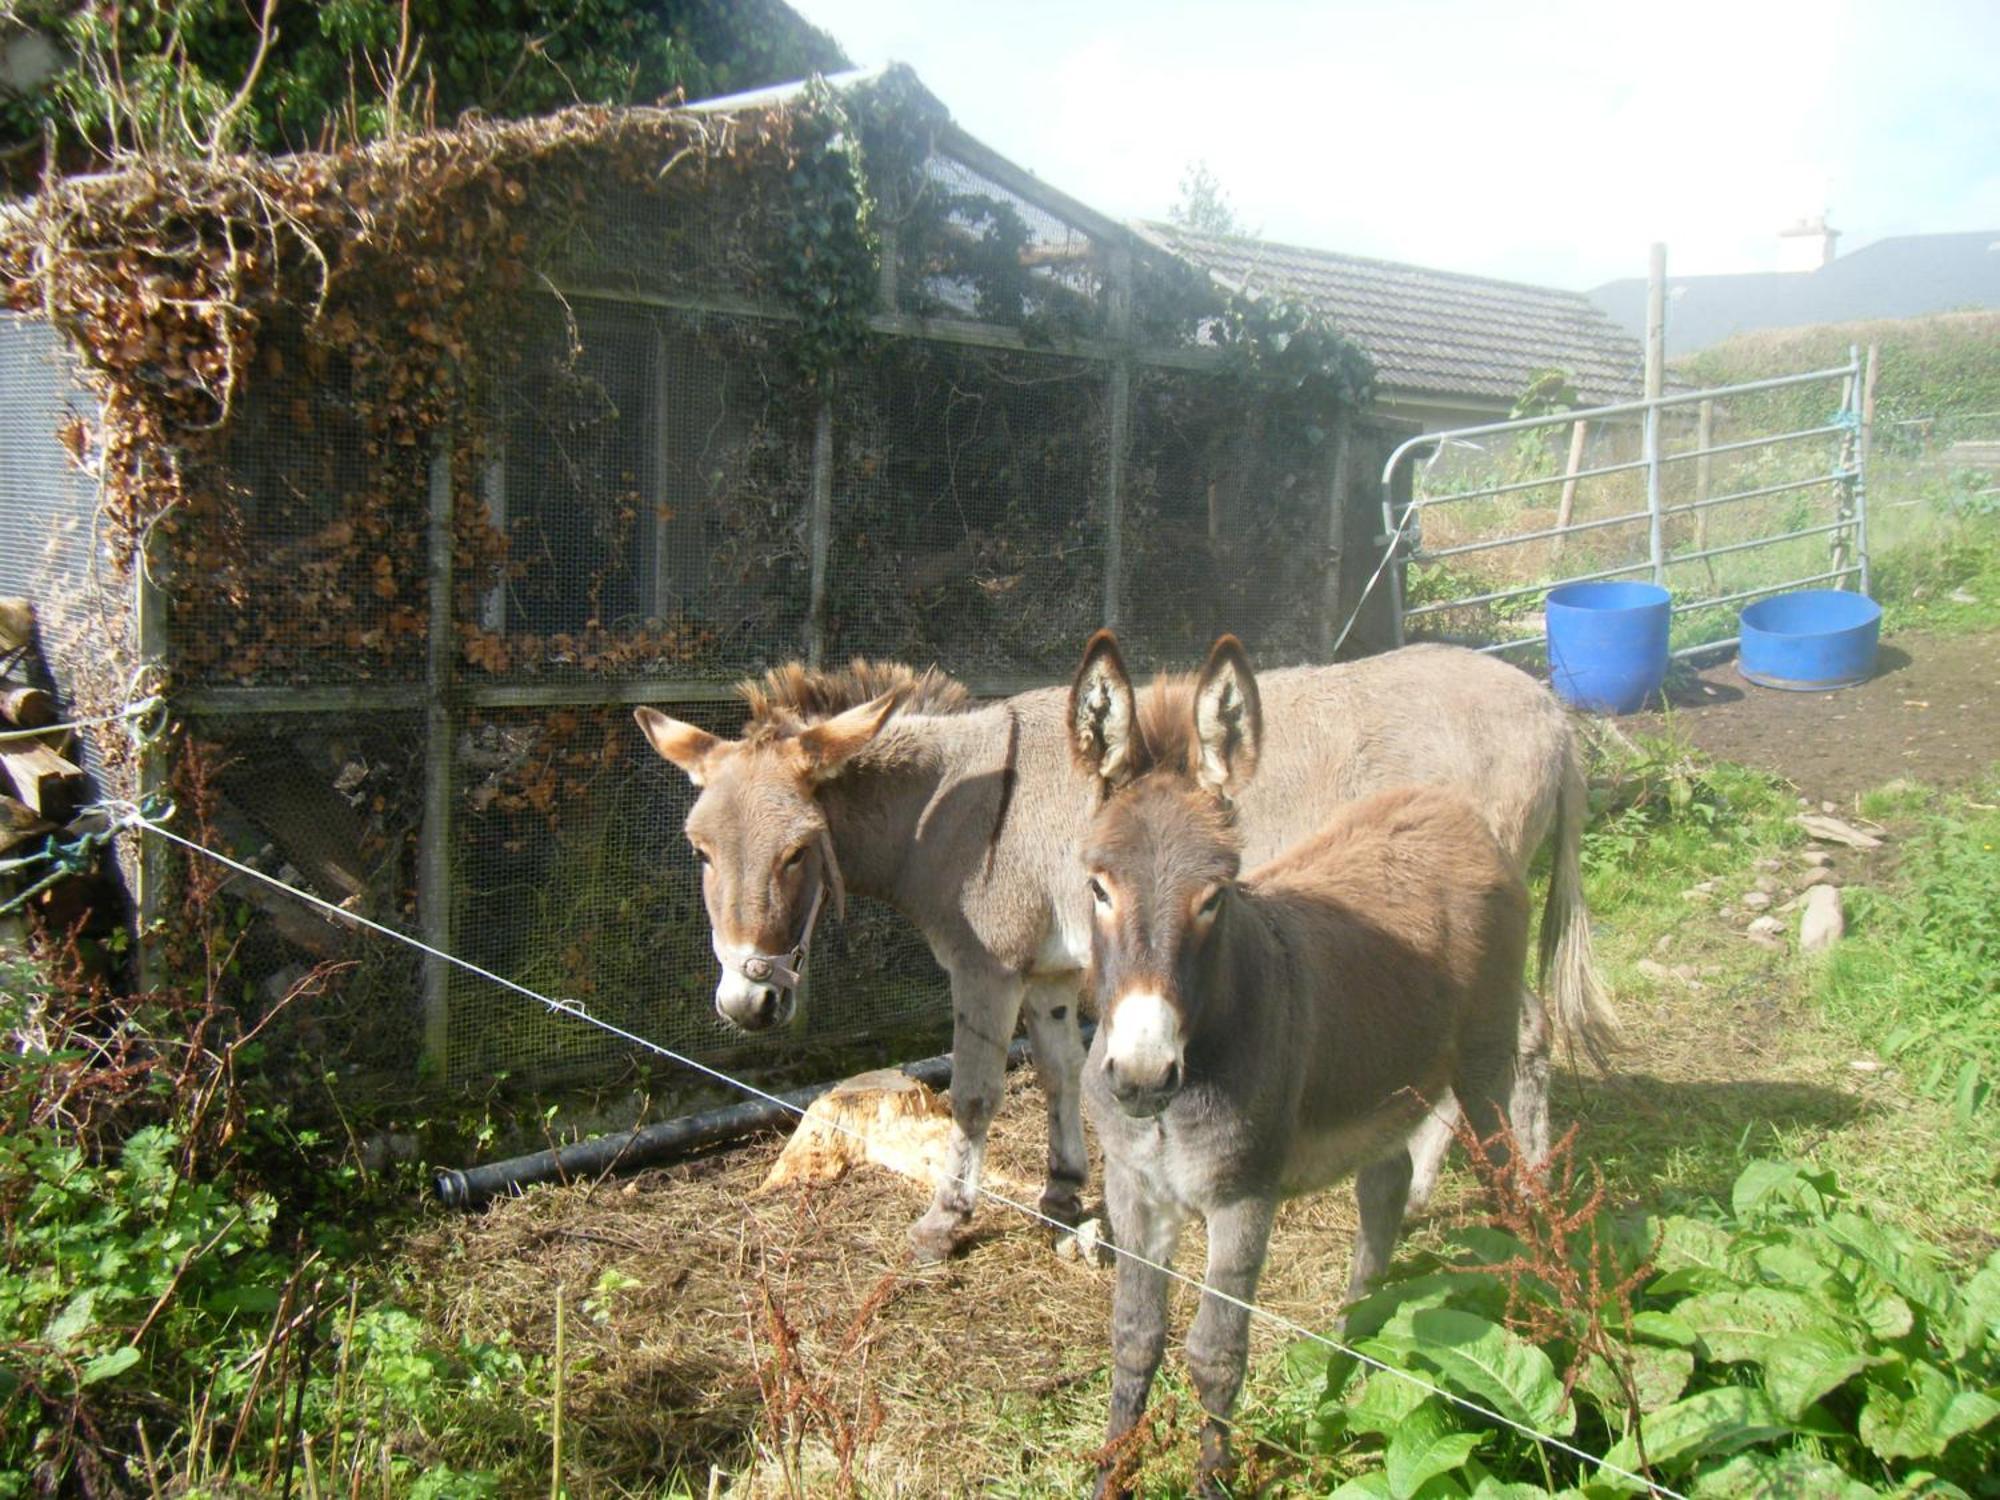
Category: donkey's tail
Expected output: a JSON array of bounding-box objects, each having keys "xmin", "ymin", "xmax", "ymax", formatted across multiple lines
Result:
[{"xmin": 1538, "ymin": 731, "xmax": 1621, "ymax": 1069}]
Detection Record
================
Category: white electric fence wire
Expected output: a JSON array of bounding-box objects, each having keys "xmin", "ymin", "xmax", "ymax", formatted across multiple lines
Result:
[
  {"xmin": 0, "ymin": 696, "xmax": 164, "ymax": 745},
  {"xmin": 1327, "ymin": 497, "xmax": 1421, "ymax": 660},
  {"xmin": 101, "ymin": 801, "xmax": 1683, "ymax": 1499}
]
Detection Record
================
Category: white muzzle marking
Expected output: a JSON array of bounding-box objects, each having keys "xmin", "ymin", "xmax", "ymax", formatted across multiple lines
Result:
[{"xmin": 1104, "ymin": 990, "xmax": 1183, "ymax": 1086}]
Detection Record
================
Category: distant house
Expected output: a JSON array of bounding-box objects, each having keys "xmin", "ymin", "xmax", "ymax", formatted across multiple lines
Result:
[
  {"xmin": 1590, "ymin": 228, "xmax": 2000, "ymax": 357},
  {"xmin": 1136, "ymin": 222, "xmax": 1646, "ymax": 431}
]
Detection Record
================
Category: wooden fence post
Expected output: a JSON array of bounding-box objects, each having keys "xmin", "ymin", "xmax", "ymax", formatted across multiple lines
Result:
[
  {"xmin": 133, "ymin": 533, "xmax": 168, "ymax": 989},
  {"xmin": 1317, "ymin": 407, "xmax": 1353, "ymax": 659},
  {"xmin": 1693, "ymin": 399, "xmax": 1716, "ymax": 591},
  {"xmin": 421, "ymin": 435, "xmax": 456, "ymax": 1078},
  {"xmin": 1552, "ymin": 418, "xmax": 1589, "ymax": 558},
  {"xmin": 1102, "ymin": 245, "xmax": 1133, "ymax": 631},
  {"xmin": 805, "ymin": 394, "xmax": 834, "ymax": 668},
  {"xmin": 1644, "ymin": 243, "xmax": 1667, "ymax": 587}
]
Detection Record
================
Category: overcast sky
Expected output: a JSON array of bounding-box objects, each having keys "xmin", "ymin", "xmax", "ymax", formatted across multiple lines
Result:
[{"xmin": 788, "ymin": 0, "xmax": 2000, "ymax": 291}]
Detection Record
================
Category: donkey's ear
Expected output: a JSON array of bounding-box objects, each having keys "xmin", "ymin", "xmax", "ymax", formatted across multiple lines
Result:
[
  {"xmin": 635, "ymin": 706, "xmax": 727, "ymax": 787},
  {"xmin": 1070, "ymin": 629, "xmax": 1138, "ymax": 787},
  {"xmin": 794, "ymin": 691, "xmax": 897, "ymax": 782},
  {"xmin": 1192, "ymin": 635, "xmax": 1261, "ymax": 796}
]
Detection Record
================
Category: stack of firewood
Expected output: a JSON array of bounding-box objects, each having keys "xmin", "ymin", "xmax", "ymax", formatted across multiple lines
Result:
[{"xmin": 1, "ymin": 596, "xmax": 102, "ymax": 932}]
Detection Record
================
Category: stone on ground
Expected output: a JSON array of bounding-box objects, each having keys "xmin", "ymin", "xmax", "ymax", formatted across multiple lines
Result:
[{"xmin": 1800, "ymin": 884, "xmax": 1846, "ymax": 954}]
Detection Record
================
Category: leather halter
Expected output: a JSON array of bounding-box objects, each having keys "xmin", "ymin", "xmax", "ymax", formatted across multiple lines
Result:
[{"xmin": 720, "ymin": 829, "xmax": 844, "ymax": 994}]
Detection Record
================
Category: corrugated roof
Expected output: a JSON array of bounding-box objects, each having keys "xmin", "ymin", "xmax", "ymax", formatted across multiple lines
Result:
[{"xmin": 1139, "ymin": 222, "xmax": 1645, "ymax": 407}]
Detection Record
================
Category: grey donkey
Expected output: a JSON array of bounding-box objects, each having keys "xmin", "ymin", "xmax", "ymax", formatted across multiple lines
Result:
[
  {"xmin": 1072, "ymin": 632, "xmax": 1529, "ymax": 1498},
  {"xmin": 634, "ymin": 644, "xmax": 1610, "ymax": 1261}
]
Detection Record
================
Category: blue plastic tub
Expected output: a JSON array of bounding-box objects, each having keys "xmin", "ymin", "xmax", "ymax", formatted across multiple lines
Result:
[
  {"xmin": 1546, "ymin": 581, "xmax": 1671, "ymax": 714},
  {"xmin": 1737, "ymin": 589, "xmax": 1882, "ymax": 690}
]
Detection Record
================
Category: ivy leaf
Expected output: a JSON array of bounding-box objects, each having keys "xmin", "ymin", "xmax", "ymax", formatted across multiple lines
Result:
[
  {"xmin": 1599, "ymin": 1386, "xmax": 1789, "ymax": 1483},
  {"xmin": 79, "ymin": 1346, "xmax": 141, "ymax": 1387},
  {"xmin": 1384, "ymin": 1398, "xmax": 1483, "ymax": 1499},
  {"xmin": 1859, "ymin": 1358, "xmax": 2000, "ymax": 1460},
  {"xmin": 1406, "ymin": 1308, "xmax": 1572, "ymax": 1435},
  {"xmin": 44, "ymin": 1287, "xmax": 98, "ymax": 1351}
]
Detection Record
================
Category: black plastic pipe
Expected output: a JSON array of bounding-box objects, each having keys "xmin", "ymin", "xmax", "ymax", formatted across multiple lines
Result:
[{"xmin": 433, "ymin": 1029, "xmax": 1073, "ymax": 1209}]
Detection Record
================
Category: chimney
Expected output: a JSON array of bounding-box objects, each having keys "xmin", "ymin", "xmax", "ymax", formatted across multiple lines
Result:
[{"xmin": 1777, "ymin": 214, "xmax": 1839, "ymax": 273}]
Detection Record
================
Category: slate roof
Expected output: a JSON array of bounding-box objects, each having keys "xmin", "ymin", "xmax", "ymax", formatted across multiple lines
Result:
[
  {"xmin": 1590, "ymin": 231, "xmax": 2000, "ymax": 356},
  {"xmin": 1138, "ymin": 222, "xmax": 1645, "ymax": 407}
]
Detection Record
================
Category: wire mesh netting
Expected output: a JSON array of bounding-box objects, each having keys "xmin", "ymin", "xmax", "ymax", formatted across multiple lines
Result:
[
  {"xmin": 475, "ymin": 300, "xmax": 815, "ymax": 681},
  {"xmin": 0, "ymin": 315, "xmax": 140, "ymax": 847},
  {"xmin": 166, "ymin": 323, "xmax": 434, "ymax": 687},
  {"xmin": 180, "ymin": 711, "xmax": 428, "ymax": 1081},
  {"xmin": 0, "ymin": 148, "xmax": 1395, "ymax": 1097},
  {"xmin": 897, "ymin": 152, "xmax": 1105, "ymax": 332},
  {"xmin": 448, "ymin": 701, "xmax": 944, "ymax": 1085},
  {"xmin": 1120, "ymin": 366, "xmax": 1337, "ymax": 670},
  {"xmin": 829, "ymin": 341, "xmax": 1106, "ymax": 675}
]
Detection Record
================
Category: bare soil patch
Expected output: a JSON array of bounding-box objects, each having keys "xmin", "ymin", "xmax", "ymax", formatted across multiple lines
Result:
[{"xmin": 1635, "ymin": 629, "xmax": 2000, "ymax": 801}]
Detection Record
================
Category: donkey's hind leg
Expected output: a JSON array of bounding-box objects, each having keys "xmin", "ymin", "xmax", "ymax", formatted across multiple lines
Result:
[
  {"xmin": 1408, "ymin": 982, "xmax": 1549, "ymax": 1211},
  {"xmin": 1343, "ymin": 1150, "xmax": 1415, "ymax": 1315},
  {"xmin": 1022, "ymin": 976, "xmax": 1089, "ymax": 1228},
  {"xmin": 1508, "ymin": 982, "xmax": 1553, "ymax": 1169},
  {"xmin": 1402, "ymin": 1097, "xmax": 1460, "ymax": 1215}
]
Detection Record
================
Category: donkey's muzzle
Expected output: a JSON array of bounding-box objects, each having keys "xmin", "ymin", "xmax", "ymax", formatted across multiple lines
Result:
[
  {"xmin": 1108, "ymin": 1057, "xmax": 1182, "ymax": 1117},
  {"xmin": 716, "ymin": 970, "xmax": 795, "ymax": 1031},
  {"xmin": 1102, "ymin": 990, "xmax": 1185, "ymax": 1115}
]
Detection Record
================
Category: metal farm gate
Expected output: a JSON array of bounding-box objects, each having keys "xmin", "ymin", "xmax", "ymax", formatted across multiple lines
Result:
[
  {"xmin": 1381, "ymin": 351, "xmax": 1873, "ymax": 660},
  {"xmin": 0, "ymin": 84, "xmax": 1406, "ymax": 1093}
]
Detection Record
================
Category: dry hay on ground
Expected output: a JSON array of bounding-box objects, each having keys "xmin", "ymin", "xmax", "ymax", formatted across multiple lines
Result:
[{"xmin": 403, "ymin": 1069, "xmax": 1401, "ymax": 1497}]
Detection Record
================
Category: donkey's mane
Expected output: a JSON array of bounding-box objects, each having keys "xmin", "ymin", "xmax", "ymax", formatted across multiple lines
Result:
[
  {"xmin": 1133, "ymin": 671, "xmax": 1200, "ymax": 777},
  {"xmin": 736, "ymin": 659, "xmax": 975, "ymax": 738}
]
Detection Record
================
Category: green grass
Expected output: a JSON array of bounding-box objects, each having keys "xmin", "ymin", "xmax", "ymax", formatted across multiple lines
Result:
[{"xmin": 1820, "ymin": 771, "xmax": 2000, "ymax": 1136}]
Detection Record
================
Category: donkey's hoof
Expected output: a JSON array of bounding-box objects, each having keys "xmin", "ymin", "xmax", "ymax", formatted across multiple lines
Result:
[
  {"xmin": 1404, "ymin": 1171, "xmax": 1440, "ymax": 1217},
  {"xmin": 1038, "ymin": 1187, "xmax": 1085, "ymax": 1230},
  {"xmin": 908, "ymin": 1206, "xmax": 973, "ymax": 1263}
]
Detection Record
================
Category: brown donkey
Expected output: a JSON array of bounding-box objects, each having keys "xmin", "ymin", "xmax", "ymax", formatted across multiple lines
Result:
[
  {"xmin": 635, "ymin": 642, "xmax": 1607, "ymax": 1261},
  {"xmin": 1073, "ymin": 633, "xmax": 1528, "ymax": 1498}
]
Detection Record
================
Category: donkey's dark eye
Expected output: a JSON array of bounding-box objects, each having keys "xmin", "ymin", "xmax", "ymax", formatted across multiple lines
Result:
[
  {"xmin": 692, "ymin": 844, "xmax": 712, "ymax": 866},
  {"xmin": 782, "ymin": 846, "xmax": 808, "ymax": 871},
  {"xmin": 1088, "ymin": 877, "xmax": 1110, "ymax": 907},
  {"xmin": 1199, "ymin": 887, "xmax": 1225, "ymax": 917}
]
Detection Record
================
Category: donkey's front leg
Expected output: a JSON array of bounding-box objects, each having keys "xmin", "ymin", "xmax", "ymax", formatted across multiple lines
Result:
[
  {"xmin": 1022, "ymin": 976, "xmax": 1089, "ymax": 1228},
  {"xmin": 1095, "ymin": 1163, "xmax": 1185, "ymax": 1500},
  {"xmin": 1186, "ymin": 1195, "xmax": 1278, "ymax": 1498},
  {"xmin": 910, "ymin": 965, "xmax": 1024, "ymax": 1262}
]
